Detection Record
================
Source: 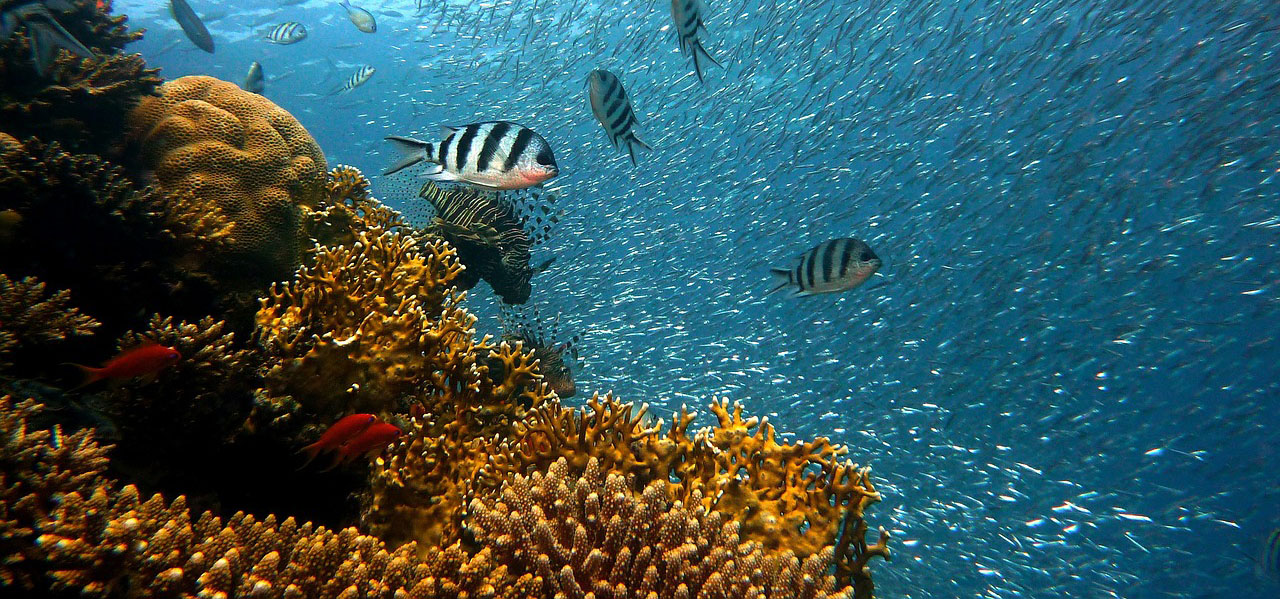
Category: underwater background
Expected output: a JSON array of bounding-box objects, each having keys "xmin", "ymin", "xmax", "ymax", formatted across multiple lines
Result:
[{"xmin": 9, "ymin": 0, "xmax": 1279, "ymax": 597}]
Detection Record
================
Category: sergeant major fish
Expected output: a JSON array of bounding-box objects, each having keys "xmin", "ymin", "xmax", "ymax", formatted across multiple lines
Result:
[
  {"xmin": 169, "ymin": 0, "xmax": 213, "ymax": 53},
  {"xmin": 330, "ymin": 64, "xmax": 374, "ymax": 94},
  {"xmin": 670, "ymin": 0, "xmax": 721, "ymax": 83},
  {"xmin": 242, "ymin": 61, "xmax": 264, "ymax": 94},
  {"xmin": 587, "ymin": 69, "xmax": 652, "ymax": 166},
  {"xmin": 337, "ymin": 0, "xmax": 376, "ymax": 33},
  {"xmin": 265, "ymin": 21, "xmax": 307, "ymax": 44},
  {"xmin": 383, "ymin": 121, "xmax": 559, "ymax": 190},
  {"xmin": 767, "ymin": 238, "xmax": 882, "ymax": 297}
]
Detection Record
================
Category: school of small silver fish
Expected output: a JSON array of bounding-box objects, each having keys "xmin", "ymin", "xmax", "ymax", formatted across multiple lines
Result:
[{"xmin": 130, "ymin": 0, "xmax": 1280, "ymax": 597}]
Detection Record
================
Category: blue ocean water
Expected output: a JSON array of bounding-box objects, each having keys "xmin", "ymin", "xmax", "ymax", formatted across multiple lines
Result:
[{"xmin": 120, "ymin": 0, "xmax": 1278, "ymax": 597}]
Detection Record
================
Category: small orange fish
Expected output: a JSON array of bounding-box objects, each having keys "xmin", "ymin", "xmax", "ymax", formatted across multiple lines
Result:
[
  {"xmin": 298, "ymin": 413, "xmax": 376, "ymax": 468},
  {"xmin": 70, "ymin": 342, "xmax": 181, "ymax": 388}
]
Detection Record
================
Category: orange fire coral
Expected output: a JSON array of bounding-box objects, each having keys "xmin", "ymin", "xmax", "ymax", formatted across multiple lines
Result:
[
  {"xmin": 127, "ymin": 75, "xmax": 328, "ymax": 288},
  {"xmin": 468, "ymin": 456, "xmax": 857, "ymax": 599},
  {"xmin": 0, "ymin": 395, "xmax": 541, "ymax": 598},
  {"xmin": 481, "ymin": 394, "xmax": 890, "ymax": 595},
  {"xmin": 304, "ymin": 164, "xmax": 407, "ymax": 248}
]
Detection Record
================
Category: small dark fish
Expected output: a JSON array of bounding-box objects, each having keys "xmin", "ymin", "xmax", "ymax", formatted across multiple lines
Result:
[
  {"xmin": 242, "ymin": 61, "xmax": 264, "ymax": 94},
  {"xmin": 587, "ymin": 69, "xmax": 652, "ymax": 166},
  {"xmin": 384, "ymin": 121, "xmax": 559, "ymax": 190},
  {"xmin": 767, "ymin": 238, "xmax": 882, "ymax": 297},
  {"xmin": 331, "ymin": 64, "xmax": 375, "ymax": 94},
  {"xmin": 498, "ymin": 304, "xmax": 580, "ymax": 398},
  {"xmin": 169, "ymin": 0, "xmax": 214, "ymax": 53},
  {"xmin": 338, "ymin": 0, "xmax": 376, "ymax": 33},
  {"xmin": 265, "ymin": 21, "xmax": 306, "ymax": 44},
  {"xmin": 0, "ymin": 0, "xmax": 96, "ymax": 75},
  {"xmin": 670, "ymin": 0, "xmax": 721, "ymax": 83}
]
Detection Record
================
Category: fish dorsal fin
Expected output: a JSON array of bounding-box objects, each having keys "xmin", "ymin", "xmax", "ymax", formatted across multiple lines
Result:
[{"xmin": 439, "ymin": 125, "xmax": 460, "ymax": 139}]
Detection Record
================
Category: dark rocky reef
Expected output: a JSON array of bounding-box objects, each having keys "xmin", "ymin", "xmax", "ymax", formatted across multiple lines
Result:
[{"xmin": 0, "ymin": 0, "xmax": 160, "ymax": 156}]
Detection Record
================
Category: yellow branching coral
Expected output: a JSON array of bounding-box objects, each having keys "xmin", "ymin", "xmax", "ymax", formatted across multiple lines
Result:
[
  {"xmin": 304, "ymin": 165, "xmax": 407, "ymax": 248},
  {"xmin": 0, "ymin": 395, "xmax": 543, "ymax": 598},
  {"xmin": 0, "ymin": 274, "xmax": 99, "ymax": 369},
  {"xmin": 127, "ymin": 75, "xmax": 328, "ymax": 287},
  {"xmin": 482, "ymin": 394, "xmax": 890, "ymax": 595},
  {"xmin": 468, "ymin": 456, "xmax": 856, "ymax": 599}
]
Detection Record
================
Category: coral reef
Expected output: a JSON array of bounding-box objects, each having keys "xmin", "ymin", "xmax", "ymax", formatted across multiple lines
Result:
[
  {"xmin": 497, "ymin": 303, "xmax": 579, "ymax": 399},
  {"xmin": 0, "ymin": 0, "xmax": 161, "ymax": 154},
  {"xmin": 0, "ymin": 133, "xmax": 233, "ymax": 352},
  {"xmin": 477, "ymin": 394, "xmax": 890, "ymax": 593},
  {"xmin": 127, "ymin": 75, "xmax": 328, "ymax": 290},
  {"xmin": 468, "ymin": 456, "xmax": 855, "ymax": 599},
  {"xmin": 0, "ymin": 273, "xmax": 99, "ymax": 370},
  {"xmin": 303, "ymin": 164, "xmax": 407, "ymax": 247},
  {"xmin": 0, "ymin": 395, "xmax": 542, "ymax": 598}
]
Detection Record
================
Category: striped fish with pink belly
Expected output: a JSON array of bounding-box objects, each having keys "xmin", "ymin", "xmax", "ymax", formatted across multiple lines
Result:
[
  {"xmin": 383, "ymin": 121, "xmax": 559, "ymax": 191},
  {"xmin": 767, "ymin": 238, "xmax": 882, "ymax": 297}
]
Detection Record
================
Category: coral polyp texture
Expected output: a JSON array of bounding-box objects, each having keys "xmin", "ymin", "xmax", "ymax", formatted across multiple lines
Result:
[
  {"xmin": 479, "ymin": 394, "xmax": 890, "ymax": 594},
  {"xmin": 468, "ymin": 456, "xmax": 856, "ymax": 599},
  {"xmin": 304, "ymin": 164, "xmax": 408, "ymax": 248},
  {"xmin": 0, "ymin": 273, "xmax": 99, "ymax": 369},
  {"xmin": 127, "ymin": 75, "xmax": 328, "ymax": 288},
  {"xmin": 0, "ymin": 396, "xmax": 540, "ymax": 598},
  {"xmin": 0, "ymin": 0, "xmax": 161, "ymax": 153}
]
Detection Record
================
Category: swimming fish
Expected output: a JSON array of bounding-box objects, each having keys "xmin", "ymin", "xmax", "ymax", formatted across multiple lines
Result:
[
  {"xmin": 0, "ymin": 0, "xmax": 96, "ymax": 76},
  {"xmin": 498, "ymin": 304, "xmax": 579, "ymax": 398},
  {"xmin": 331, "ymin": 64, "xmax": 375, "ymax": 94},
  {"xmin": 669, "ymin": 0, "xmax": 721, "ymax": 83},
  {"xmin": 243, "ymin": 61, "xmax": 264, "ymax": 94},
  {"xmin": 383, "ymin": 122, "xmax": 559, "ymax": 190},
  {"xmin": 169, "ymin": 0, "xmax": 214, "ymax": 53},
  {"xmin": 265, "ymin": 21, "xmax": 307, "ymax": 44},
  {"xmin": 767, "ymin": 238, "xmax": 882, "ymax": 297},
  {"xmin": 1260, "ymin": 528, "xmax": 1280, "ymax": 581},
  {"xmin": 330, "ymin": 421, "xmax": 401, "ymax": 467},
  {"xmin": 587, "ymin": 69, "xmax": 652, "ymax": 166},
  {"xmin": 298, "ymin": 413, "xmax": 375, "ymax": 468},
  {"xmin": 69, "ymin": 342, "xmax": 182, "ymax": 388},
  {"xmin": 337, "ymin": 0, "xmax": 376, "ymax": 33}
]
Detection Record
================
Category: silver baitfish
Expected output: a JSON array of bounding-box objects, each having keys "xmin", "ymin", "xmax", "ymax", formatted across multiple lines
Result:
[
  {"xmin": 587, "ymin": 69, "xmax": 652, "ymax": 166},
  {"xmin": 242, "ymin": 61, "xmax": 264, "ymax": 94},
  {"xmin": 337, "ymin": 0, "xmax": 376, "ymax": 33},
  {"xmin": 767, "ymin": 238, "xmax": 882, "ymax": 297},
  {"xmin": 265, "ymin": 21, "xmax": 307, "ymax": 44},
  {"xmin": 384, "ymin": 121, "xmax": 559, "ymax": 190},
  {"xmin": 169, "ymin": 0, "xmax": 214, "ymax": 53},
  {"xmin": 331, "ymin": 64, "xmax": 375, "ymax": 94},
  {"xmin": 669, "ymin": 0, "xmax": 720, "ymax": 83},
  {"xmin": 0, "ymin": 0, "xmax": 96, "ymax": 76}
]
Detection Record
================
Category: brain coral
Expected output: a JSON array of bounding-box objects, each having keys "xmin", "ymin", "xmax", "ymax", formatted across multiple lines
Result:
[{"xmin": 126, "ymin": 75, "xmax": 327, "ymax": 288}]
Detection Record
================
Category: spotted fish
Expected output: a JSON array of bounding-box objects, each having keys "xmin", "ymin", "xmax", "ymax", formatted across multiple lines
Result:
[
  {"xmin": 383, "ymin": 121, "xmax": 559, "ymax": 190},
  {"xmin": 265, "ymin": 21, "xmax": 307, "ymax": 44},
  {"xmin": 587, "ymin": 69, "xmax": 651, "ymax": 166},
  {"xmin": 670, "ymin": 0, "xmax": 721, "ymax": 83},
  {"xmin": 767, "ymin": 238, "xmax": 882, "ymax": 297}
]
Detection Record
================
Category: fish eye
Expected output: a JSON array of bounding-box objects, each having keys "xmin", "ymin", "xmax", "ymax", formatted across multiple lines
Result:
[
  {"xmin": 535, "ymin": 147, "xmax": 556, "ymax": 167},
  {"xmin": 860, "ymin": 251, "xmax": 872, "ymax": 261},
  {"xmin": 168, "ymin": 352, "xmax": 180, "ymax": 360}
]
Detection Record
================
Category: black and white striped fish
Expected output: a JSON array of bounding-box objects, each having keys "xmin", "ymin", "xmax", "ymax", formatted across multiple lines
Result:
[
  {"xmin": 587, "ymin": 69, "xmax": 651, "ymax": 166},
  {"xmin": 767, "ymin": 238, "xmax": 882, "ymax": 297},
  {"xmin": 265, "ymin": 22, "xmax": 307, "ymax": 44},
  {"xmin": 670, "ymin": 0, "xmax": 721, "ymax": 83},
  {"xmin": 383, "ymin": 121, "xmax": 559, "ymax": 190},
  {"xmin": 330, "ymin": 65, "xmax": 374, "ymax": 94}
]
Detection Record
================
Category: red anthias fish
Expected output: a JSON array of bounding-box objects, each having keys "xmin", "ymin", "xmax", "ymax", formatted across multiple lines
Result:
[
  {"xmin": 299, "ymin": 415, "xmax": 400, "ymax": 471},
  {"xmin": 298, "ymin": 413, "xmax": 376, "ymax": 468},
  {"xmin": 70, "ymin": 342, "xmax": 181, "ymax": 388}
]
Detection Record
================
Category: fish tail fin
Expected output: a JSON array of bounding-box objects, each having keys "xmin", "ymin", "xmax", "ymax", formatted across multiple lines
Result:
[
  {"xmin": 691, "ymin": 43, "xmax": 706, "ymax": 83},
  {"xmin": 26, "ymin": 14, "xmax": 96, "ymax": 76},
  {"xmin": 383, "ymin": 136, "xmax": 434, "ymax": 175},
  {"xmin": 296, "ymin": 442, "xmax": 324, "ymax": 470},
  {"xmin": 338, "ymin": 0, "xmax": 351, "ymax": 8},
  {"xmin": 65, "ymin": 363, "xmax": 104, "ymax": 390},
  {"xmin": 766, "ymin": 268, "xmax": 791, "ymax": 296},
  {"xmin": 626, "ymin": 141, "xmax": 638, "ymax": 166},
  {"xmin": 626, "ymin": 134, "xmax": 651, "ymax": 166}
]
